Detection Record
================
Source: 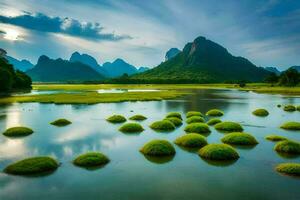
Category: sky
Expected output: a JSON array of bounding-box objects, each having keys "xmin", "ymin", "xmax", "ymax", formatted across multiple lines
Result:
[{"xmin": 0, "ymin": 0, "xmax": 299, "ymax": 70}]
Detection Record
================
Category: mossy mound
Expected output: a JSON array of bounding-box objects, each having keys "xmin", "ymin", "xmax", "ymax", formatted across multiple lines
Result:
[
  {"xmin": 73, "ymin": 152, "xmax": 109, "ymax": 168},
  {"xmin": 150, "ymin": 120, "xmax": 176, "ymax": 131},
  {"xmin": 297, "ymin": 105, "xmax": 300, "ymax": 111},
  {"xmin": 4, "ymin": 156, "xmax": 58, "ymax": 175},
  {"xmin": 214, "ymin": 121, "xmax": 243, "ymax": 132},
  {"xmin": 165, "ymin": 112, "xmax": 182, "ymax": 120},
  {"xmin": 50, "ymin": 118, "xmax": 72, "ymax": 126},
  {"xmin": 186, "ymin": 111, "xmax": 203, "ymax": 118},
  {"xmin": 283, "ymin": 105, "xmax": 296, "ymax": 112},
  {"xmin": 186, "ymin": 116, "xmax": 205, "ymax": 124},
  {"xmin": 174, "ymin": 133, "xmax": 208, "ymax": 148},
  {"xmin": 207, "ymin": 118, "xmax": 222, "ymax": 126},
  {"xmin": 2, "ymin": 127, "xmax": 33, "ymax": 137},
  {"xmin": 164, "ymin": 117, "xmax": 183, "ymax": 127},
  {"xmin": 221, "ymin": 132, "xmax": 258, "ymax": 145},
  {"xmin": 140, "ymin": 139, "xmax": 176, "ymax": 156},
  {"xmin": 184, "ymin": 123, "xmax": 211, "ymax": 134},
  {"xmin": 106, "ymin": 115, "xmax": 127, "ymax": 123},
  {"xmin": 277, "ymin": 104, "xmax": 281, "ymax": 108},
  {"xmin": 206, "ymin": 109, "xmax": 224, "ymax": 116},
  {"xmin": 280, "ymin": 121, "xmax": 300, "ymax": 130},
  {"xmin": 129, "ymin": 114, "xmax": 147, "ymax": 121},
  {"xmin": 274, "ymin": 140, "xmax": 300, "ymax": 154},
  {"xmin": 252, "ymin": 108, "xmax": 269, "ymax": 117},
  {"xmin": 276, "ymin": 163, "xmax": 300, "ymax": 176},
  {"xmin": 198, "ymin": 144, "xmax": 239, "ymax": 160},
  {"xmin": 265, "ymin": 135, "xmax": 287, "ymax": 142},
  {"xmin": 119, "ymin": 123, "xmax": 144, "ymax": 133}
]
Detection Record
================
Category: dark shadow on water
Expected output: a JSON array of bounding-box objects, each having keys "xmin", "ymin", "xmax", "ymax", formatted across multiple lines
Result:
[
  {"xmin": 74, "ymin": 164, "xmax": 108, "ymax": 171},
  {"xmin": 200, "ymin": 157, "xmax": 238, "ymax": 167},
  {"xmin": 152, "ymin": 129, "xmax": 175, "ymax": 134},
  {"xmin": 120, "ymin": 131, "xmax": 142, "ymax": 136},
  {"xmin": 229, "ymin": 144, "xmax": 258, "ymax": 150},
  {"xmin": 143, "ymin": 155, "xmax": 174, "ymax": 164},
  {"xmin": 177, "ymin": 145, "xmax": 200, "ymax": 154},
  {"xmin": 276, "ymin": 152, "xmax": 300, "ymax": 159}
]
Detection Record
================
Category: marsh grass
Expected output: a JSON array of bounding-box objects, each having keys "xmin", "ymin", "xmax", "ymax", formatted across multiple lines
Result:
[
  {"xmin": 119, "ymin": 123, "xmax": 144, "ymax": 133},
  {"xmin": 186, "ymin": 116, "xmax": 205, "ymax": 124},
  {"xmin": 184, "ymin": 123, "xmax": 211, "ymax": 134},
  {"xmin": 276, "ymin": 163, "xmax": 300, "ymax": 176},
  {"xmin": 280, "ymin": 122, "xmax": 300, "ymax": 130},
  {"xmin": 207, "ymin": 118, "xmax": 222, "ymax": 126},
  {"xmin": 150, "ymin": 120, "xmax": 176, "ymax": 131},
  {"xmin": 174, "ymin": 133, "xmax": 207, "ymax": 148},
  {"xmin": 140, "ymin": 139, "xmax": 176, "ymax": 156},
  {"xmin": 198, "ymin": 144, "xmax": 239, "ymax": 160},
  {"xmin": 106, "ymin": 115, "xmax": 127, "ymax": 123},
  {"xmin": 73, "ymin": 152, "xmax": 109, "ymax": 168},
  {"xmin": 221, "ymin": 132, "xmax": 258, "ymax": 145},
  {"xmin": 214, "ymin": 121, "xmax": 243, "ymax": 132},
  {"xmin": 2, "ymin": 127, "xmax": 33, "ymax": 137},
  {"xmin": 206, "ymin": 109, "xmax": 224, "ymax": 116},
  {"xmin": 252, "ymin": 108, "xmax": 269, "ymax": 117},
  {"xmin": 50, "ymin": 119, "xmax": 72, "ymax": 126}
]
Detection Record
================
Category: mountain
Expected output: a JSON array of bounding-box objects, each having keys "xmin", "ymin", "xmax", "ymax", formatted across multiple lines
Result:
[
  {"xmin": 289, "ymin": 66, "xmax": 300, "ymax": 72},
  {"xmin": 137, "ymin": 67, "xmax": 150, "ymax": 73},
  {"xmin": 5, "ymin": 56, "xmax": 34, "ymax": 72},
  {"xmin": 69, "ymin": 52, "xmax": 108, "ymax": 76},
  {"xmin": 165, "ymin": 48, "xmax": 181, "ymax": 61},
  {"xmin": 27, "ymin": 55, "xmax": 105, "ymax": 82},
  {"xmin": 102, "ymin": 58, "xmax": 138, "ymax": 77},
  {"xmin": 132, "ymin": 36, "xmax": 270, "ymax": 83},
  {"xmin": 264, "ymin": 67, "xmax": 281, "ymax": 75}
]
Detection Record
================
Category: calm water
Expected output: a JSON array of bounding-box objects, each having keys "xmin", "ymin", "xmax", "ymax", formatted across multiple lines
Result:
[{"xmin": 0, "ymin": 89, "xmax": 299, "ymax": 200}]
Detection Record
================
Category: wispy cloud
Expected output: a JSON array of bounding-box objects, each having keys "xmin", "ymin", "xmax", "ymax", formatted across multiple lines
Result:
[{"xmin": 0, "ymin": 12, "xmax": 131, "ymax": 41}]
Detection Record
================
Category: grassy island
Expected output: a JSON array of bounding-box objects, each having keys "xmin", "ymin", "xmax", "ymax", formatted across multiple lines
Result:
[
  {"xmin": 50, "ymin": 118, "xmax": 72, "ymax": 126},
  {"xmin": 184, "ymin": 123, "xmax": 211, "ymax": 134},
  {"xmin": 252, "ymin": 108, "xmax": 269, "ymax": 117},
  {"xmin": 274, "ymin": 140, "xmax": 300, "ymax": 154},
  {"xmin": 150, "ymin": 120, "xmax": 176, "ymax": 131},
  {"xmin": 119, "ymin": 123, "xmax": 144, "ymax": 133},
  {"xmin": 164, "ymin": 117, "xmax": 183, "ymax": 127},
  {"xmin": 283, "ymin": 105, "xmax": 296, "ymax": 112},
  {"xmin": 106, "ymin": 115, "xmax": 127, "ymax": 123},
  {"xmin": 174, "ymin": 133, "xmax": 207, "ymax": 148},
  {"xmin": 186, "ymin": 111, "xmax": 203, "ymax": 118},
  {"xmin": 206, "ymin": 109, "xmax": 224, "ymax": 116},
  {"xmin": 280, "ymin": 122, "xmax": 300, "ymax": 130},
  {"xmin": 129, "ymin": 114, "xmax": 147, "ymax": 121},
  {"xmin": 73, "ymin": 152, "xmax": 109, "ymax": 168},
  {"xmin": 265, "ymin": 135, "xmax": 287, "ymax": 142},
  {"xmin": 276, "ymin": 163, "xmax": 300, "ymax": 176},
  {"xmin": 221, "ymin": 132, "xmax": 258, "ymax": 145},
  {"xmin": 186, "ymin": 116, "xmax": 205, "ymax": 124},
  {"xmin": 198, "ymin": 144, "xmax": 239, "ymax": 160},
  {"xmin": 166, "ymin": 112, "xmax": 182, "ymax": 120},
  {"xmin": 140, "ymin": 139, "xmax": 176, "ymax": 156},
  {"xmin": 207, "ymin": 118, "xmax": 222, "ymax": 126},
  {"xmin": 2, "ymin": 127, "xmax": 34, "ymax": 137},
  {"xmin": 214, "ymin": 121, "xmax": 243, "ymax": 132}
]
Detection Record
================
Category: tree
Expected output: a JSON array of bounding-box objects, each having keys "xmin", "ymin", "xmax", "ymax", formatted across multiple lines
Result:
[
  {"xmin": 278, "ymin": 69, "xmax": 300, "ymax": 86},
  {"xmin": 264, "ymin": 72, "xmax": 279, "ymax": 84}
]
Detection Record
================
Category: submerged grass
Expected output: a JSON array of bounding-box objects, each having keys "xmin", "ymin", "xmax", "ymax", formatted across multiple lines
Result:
[
  {"xmin": 73, "ymin": 152, "xmax": 109, "ymax": 168},
  {"xmin": 198, "ymin": 144, "xmax": 239, "ymax": 160},
  {"xmin": 119, "ymin": 123, "xmax": 144, "ymax": 133},
  {"xmin": 221, "ymin": 132, "xmax": 258, "ymax": 145},
  {"xmin": 280, "ymin": 121, "xmax": 300, "ymax": 130},
  {"xmin": 252, "ymin": 108, "xmax": 269, "ymax": 117},
  {"xmin": 2, "ymin": 127, "xmax": 33, "ymax": 137},
  {"xmin": 50, "ymin": 119, "xmax": 72, "ymax": 126},
  {"xmin": 174, "ymin": 133, "xmax": 207, "ymax": 148},
  {"xmin": 265, "ymin": 135, "xmax": 288, "ymax": 142},
  {"xmin": 140, "ymin": 139, "xmax": 176, "ymax": 156},
  {"xmin": 274, "ymin": 140, "xmax": 300, "ymax": 154},
  {"xmin": 276, "ymin": 163, "xmax": 300, "ymax": 176},
  {"xmin": 4, "ymin": 156, "xmax": 58, "ymax": 175}
]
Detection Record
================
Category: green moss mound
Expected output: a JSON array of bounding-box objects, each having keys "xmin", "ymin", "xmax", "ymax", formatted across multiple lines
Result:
[
  {"xmin": 186, "ymin": 116, "xmax": 205, "ymax": 124},
  {"xmin": 175, "ymin": 133, "xmax": 208, "ymax": 148},
  {"xmin": 280, "ymin": 121, "xmax": 300, "ymax": 130},
  {"xmin": 73, "ymin": 152, "xmax": 109, "ymax": 167},
  {"xmin": 283, "ymin": 105, "xmax": 296, "ymax": 112},
  {"xmin": 265, "ymin": 135, "xmax": 287, "ymax": 142},
  {"xmin": 206, "ymin": 109, "xmax": 224, "ymax": 116},
  {"xmin": 198, "ymin": 144, "xmax": 239, "ymax": 160},
  {"xmin": 207, "ymin": 118, "xmax": 222, "ymax": 126},
  {"xmin": 274, "ymin": 140, "xmax": 300, "ymax": 154},
  {"xmin": 186, "ymin": 111, "xmax": 203, "ymax": 118},
  {"xmin": 214, "ymin": 121, "xmax": 243, "ymax": 132},
  {"xmin": 119, "ymin": 123, "xmax": 144, "ymax": 133},
  {"xmin": 297, "ymin": 105, "xmax": 300, "ymax": 111},
  {"xmin": 50, "ymin": 118, "xmax": 72, "ymax": 126},
  {"xmin": 4, "ymin": 156, "xmax": 58, "ymax": 175},
  {"xmin": 276, "ymin": 163, "xmax": 300, "ymax": 176},
  {"xmin": 129, "ymin": 114, "xmax": 147, "ymax": 121},
  {"xmin": 166, "ymin": 112, "xmax": 182, "ymax": 120},
  {"xmin": 2, "ymin": 127, "xmax": 33, "ymax": 137},
  {"xmin": 252, "ymin": 108, "xmax": 269, "ymax": 117},
  {"xmin": 164, "ymin": 117, "xmax": 183, "ymax": 127},
  {"xmin": 221, "ymin": 132, "xmax": 258, "ymax": 145},
  {"xmin": 184, "ymin": 123, "xmax": 211, "ymax": 134},
  {"xmin": 106, "ymin": 115, "xmax": 127, "ymax": 123},
  {"xmin": 140, "ymin": 139, "xmax": 176, "ymax": 156},
  {"xmin": 277, "ymin": 104, "xmax": 281, "ymax": 108},
  {"xmin": 150, "ymin": 120, "xmax": 176, "ymax": 131}
]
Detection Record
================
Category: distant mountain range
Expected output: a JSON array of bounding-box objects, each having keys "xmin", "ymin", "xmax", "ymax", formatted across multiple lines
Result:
[
  {"xmin": 5, "ymin": 56, "xmax": 34, "ymax": 72},
  {"xmin": 264, "ymin": 67, "xmax": 281, "ymax": 75},
  {"xmin": 290, "ymin": 66, "xmax": 300, "ymax": 72},
  {"xmin": 131, "ymin": 36, "xmax": 271, "ymax": 83},
  {"xmin": 165, "ymin": 48, "xmax": 181, "ymax": 61}
]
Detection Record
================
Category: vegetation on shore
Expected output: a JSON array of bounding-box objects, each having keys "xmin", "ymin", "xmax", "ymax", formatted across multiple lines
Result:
[
  {"xmin": 129, "ymin": 114, "xmax": 147, "ymax": 121},
  {"xmin": 174, "ymin": 134, "xmax": 207, "ymax": 148},
  {"xmin": 186, "ymin": 116, "xmax": 205, "ymax": 124},
  {"xmin": 106, "ymin": 115, "xmax": 127, "ymax": 123},
  {"xmin": 184, "ymin": 123, "xmax": 211, "ymax": 134},
  {"xmin": 207, "ymin": 118, "xmax": 222, "ymax": 126},
  {"xmin": 73, "ymin": 152, "xmax": 109, "ymax": 168},
  {"xmin": 221, "ymin": 132, "xmax": 258, "ymax": 145},
  {"xmin": 206, "ymin": 109, "xmax": 224, "ymax": 116},
  {"xmin": 2, "ymin": 127, "xmax": 33, "ymax": 137},
  {"xmin": 275, "ymin": 163, "xmax": 300, "ymax": 176},
  {"xmin": 214, "ymin": 121, "xmax": 243, "ymax": 132},
  {"xmin": 140, "ymin": 139, "xmax": 176, "ymax": 156},
  {"xmin": 265, "ymin": 135, "xmax": 287, "ymax": 142},
  {"xmin": 274, "ymin": 140, "xmax": 300, "ymax": 154},
  {"xmin": 4, "ymin": 156, "xmax": 58, "ymax": 175},
  {"xmin": 150, "ymin": 120, "xmax": 176, "ymax": 131},
  {"xmin": 164, "ymin": 117, "xmax": 183, "ymax": 127},
  {"xmin": 252, "ymin": 108, "xmax": 269, "ymax": 117},
  {"xmin": 165, "ymin": 112, "xmax": 182, "ymax": 120},
  {"xmin": 119, "ymin": 123, "xmax": 144, "ymax": 133},
  {"xmin": 280, "ymin": 122, "xmax": 300, "ymax": 130},
  {"xmin": 198, "ymin": 144, "xmax": 239, "ymax": 160},
  {"xmin": 186, "ymin": 111, "xmax": 203, "ymax": 118},
  {"xmin": 50, "ymin": 119, "xmax": 72, "ymax": 126}
]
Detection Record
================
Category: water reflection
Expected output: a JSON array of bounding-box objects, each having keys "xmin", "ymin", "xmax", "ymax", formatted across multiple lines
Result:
[
  {"xmin": 143, "ymin": 155, "xmax": 175, "ymax": 164},
  {"xmin": 200, "ymin": 157, "xmax": 238, "ymax": 167}
]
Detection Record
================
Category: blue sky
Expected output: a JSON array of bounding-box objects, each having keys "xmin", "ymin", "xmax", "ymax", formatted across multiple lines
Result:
[{"xmin": 0, "ymin": 0, "xmax": 299, "ymax": 69}]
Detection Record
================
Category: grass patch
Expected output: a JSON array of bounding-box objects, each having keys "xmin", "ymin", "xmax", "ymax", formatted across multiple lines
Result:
[
  {"xmin": 184, "ymin": 123, "xmax": 211, "ymax": 134},
  {"xmin": 150, "ymin": 120, "xmax": 176, "ymax": 131},
  {"xmin": 274, "ymin": 140, "xmax": 300, "ymax": 154},
  {"xmin": 164, "ymin": 117, "xmax": 183, "ymax": 127},
  {"xmin": 129, "ymin": 114, "xmax": 147, "ymax": 121},
  {"xmin": 140, "ymin": 139, "xmax": 176, "ymax": 156},
  {"xmin": 2, "ymin": 127, "xmax": 33, "ymax": 137},
  {"xmin": 106, "ymin": 115, "xmax": 126, "ymax": 123},
  {"xmin": 50, "ymin": 118, "xmax": 72, "ymax": 126},
  {"xmin": 198, "ymin": 144, "xmax": 239, "ymax": 160},
  {"xmin": 221, "ymin": 132, "xmax": 258, "ymax": 145},
  {"xmin": 280, "ymin": 121, "xmax": 300, "ymax": 130},
  {"xmin": 276, "ymin": 163, "xmax": 300, "ymax": 176},
  {"xmin": 207, "ymin": 118, "xmax": 222, "ymax": 126},
  {"xmin": 186, "ymin": 111, "xmax": 203, "ymax": 118},
  {"xmin": 119, "ymin": 123, "xmax": 144, "ymax": 133},
  {"xmin": 206, "ymin": 109, "xmax": 224, "ymax": 116},
  {"xmin": 73, "ymin": 152, "xmax": 109, "ymax": 168},
  {"xmin": 186, "ymin": 116, "xmax": 205, "ymax": 124},
  {"xmin": 252, "ymin": 108, "xmax": 269, "ymax": 117},
  {"xmin": 174, "ymin": 133, "xmax": 207, "ymax": 148},
  {"xmin": 165, "ymin": 112, "xmax": 182, "ymax": 120},
  {"xmin": 283, "ymin": 105, "xmax": 296, "ymax": 112},
  {"xmin": 265, "ymin": 135, "xmax": 287, "ymax": 142},
  {"xmin": 214, "ymin": 121, "xmax": 243, "ymax": 132},
  {"xmin": 4, "ymin": 156, "xmax": 58, "ymax": 175}
]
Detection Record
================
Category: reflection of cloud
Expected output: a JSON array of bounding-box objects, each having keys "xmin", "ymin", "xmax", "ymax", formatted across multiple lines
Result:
[
  {"xmin": 54, "ymin": 126, "xmax": 97, "ymax": 143},
  {"xmin": 0, "ymin": 139, "xmax": 27, "ymax": 159},
  {"xmin": 6, "ymin": 111, "xmax": 21, "ymax": 129}
]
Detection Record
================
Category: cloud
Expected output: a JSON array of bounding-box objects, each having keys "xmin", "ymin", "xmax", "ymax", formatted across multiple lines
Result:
[{"xmin": 0, "ymin": 12, "xmax": 131, "ymax": 41}]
